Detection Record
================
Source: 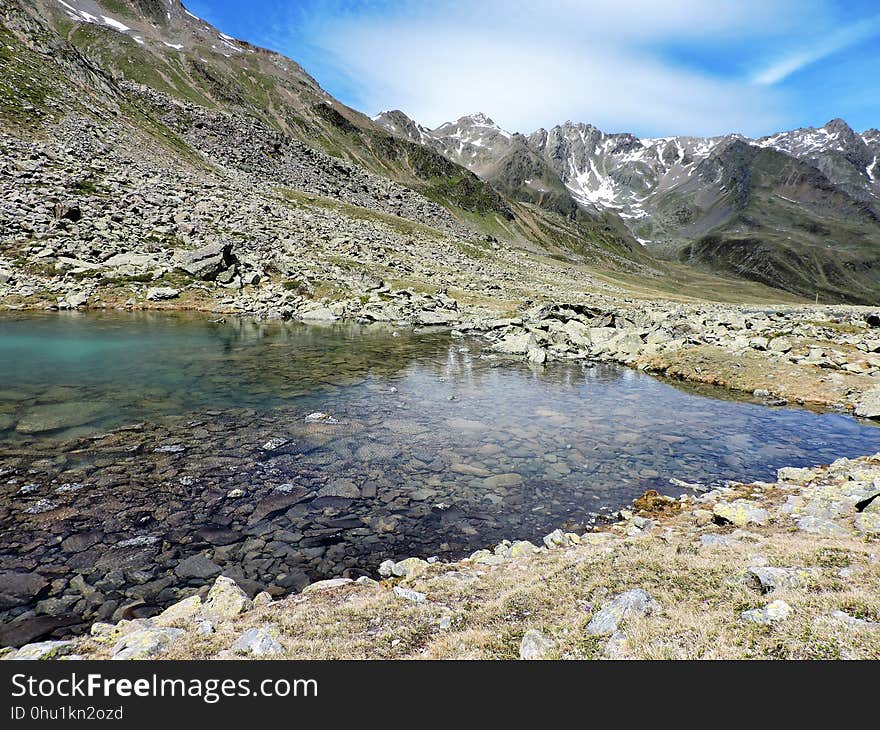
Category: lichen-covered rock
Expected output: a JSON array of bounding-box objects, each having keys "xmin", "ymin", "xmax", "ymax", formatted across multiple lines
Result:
[
  {"xmin": 519, "ymin": 629, "xmax": 556, "ymax": 660},
  {"xmin": 154, "ymin": 595, "xmax": 202, "ymax": 626},
  {"xmin": 231, "ymin": 625, "xmax": 284, "ymax": 657},
  {"xmin": 745, "ymin": 567, "xmax": 815, "ymax": 594},
  {"xmin": 301, "ymin": 578, "xmax": 353, "ymax": 594},
  {"xmin": 7, "ymin": 640, "xmax": 75, "ymax": 660},
  {"xmin": 391, "ymin": 557, "xmax": 428, "ymax": 577},
  {"xmin": 509, "ymin": 540, "xmax": 539, "ymax": 558},
  {"xmin": 201, "ymin": 576, "xmax": 252, "ymax": 619},
  {"xmin": 777, "ymin": 467, "xmax": 815, "ymax": 485},
  {"xmin": 111, "ymin": 627, "xmax": 184, "ymax": 660},
  {"xmin": 586, "ymin": 589, "xmax": 660, "ymax": 635},
  {"xmin": 712, "ymin": 500, "xmax": 769, "ymax": 527},
  {"xmin": 795, "ymin": 515, "xmax": 849, "ymax": 536},
  {"xmin": 741, "ymin": 599, "xmax": 792, "ymax": 625}
]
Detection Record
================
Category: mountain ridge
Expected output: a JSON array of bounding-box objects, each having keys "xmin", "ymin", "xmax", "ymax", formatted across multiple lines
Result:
[{"xmin": 375, "ymin": 110, "xmax": 880, "ymax": 302}]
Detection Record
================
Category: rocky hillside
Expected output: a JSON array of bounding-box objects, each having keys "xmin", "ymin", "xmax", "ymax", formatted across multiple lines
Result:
[
  {"xmin": 5, "ymin": 0, "xmax": 656, "ymax": 273},
  {"xmin": 376, "ymin": 111, "xmax": 880, "ymax": 304}
]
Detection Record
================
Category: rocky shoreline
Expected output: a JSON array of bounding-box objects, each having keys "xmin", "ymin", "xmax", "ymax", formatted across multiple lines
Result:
[{"xmin": 4, "ymin": 451, "xmax": 878, "ymax": 660}]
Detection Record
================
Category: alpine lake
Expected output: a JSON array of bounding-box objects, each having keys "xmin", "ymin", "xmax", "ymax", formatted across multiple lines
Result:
[{"xmin": 3, "ymin": 311, "xmax": 880, "ymax": 643}]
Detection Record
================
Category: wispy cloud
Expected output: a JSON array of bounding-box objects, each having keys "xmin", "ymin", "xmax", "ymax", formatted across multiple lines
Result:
[
  {"xmin": 293, "ymin": 0, "xmax": 803, "ymax": 136},
  {"xmin": 753, "ymin": 14, "xmax": 880, "ymax": 85},
  {"xmin": 191, "ymin": 0, "xmax": 880, "ymax": 136}
]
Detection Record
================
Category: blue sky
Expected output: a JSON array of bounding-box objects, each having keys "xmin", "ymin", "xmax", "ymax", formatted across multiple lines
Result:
[{"xmin": 182, "ymin": 0, "xmax": 880, "ymax": 138}]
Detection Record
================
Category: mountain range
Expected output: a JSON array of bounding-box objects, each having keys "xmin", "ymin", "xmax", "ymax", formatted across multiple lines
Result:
[
  {"xmin": 2, "ymin": 0, "xmax": 879, "ymax": 303},
  {"xmin": 375, "ymin": 111, "xmax": 880, "ymax": 302}
]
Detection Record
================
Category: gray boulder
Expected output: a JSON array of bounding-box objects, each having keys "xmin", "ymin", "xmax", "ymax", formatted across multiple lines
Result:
[{"xmin": 175, "ymin": 242, "xmax": 235, "ymax": 280}]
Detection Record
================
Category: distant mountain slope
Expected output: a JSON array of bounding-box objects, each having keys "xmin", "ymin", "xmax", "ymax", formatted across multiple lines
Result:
[{"xmin": 376, "ymin": 110, "xmax": 880, "ymax": 303}]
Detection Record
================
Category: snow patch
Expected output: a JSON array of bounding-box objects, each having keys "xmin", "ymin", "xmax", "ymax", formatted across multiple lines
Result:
[{"xmin": 100, "ymin": 15, "xmax": 130, "ymax": 32}]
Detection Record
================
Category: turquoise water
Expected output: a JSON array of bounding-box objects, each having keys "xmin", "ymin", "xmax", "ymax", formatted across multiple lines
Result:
[{"xmin": 2, "ymin": 311, "xmax": 880, "ymax": 639}]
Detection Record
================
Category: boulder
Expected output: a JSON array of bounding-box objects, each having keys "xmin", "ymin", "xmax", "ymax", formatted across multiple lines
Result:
[
  {"xmin": 111, "ymin": 627, "xmax": 184, "ymax": 660},
  {"xmin": 301, "ymin": 578, "xmax": 353, "ymax": 594},
  {"xmin": 15, "ymin": 401, "xmax": 107, "ymax": 434},
  {"xmin": 146, "ymin": 287, "xmax": 180, "ymax": 301},
  {"xmin": 201, "ymin": 576, "xmax": 252, "ymax": 619},
  {"xmin": 855, "ymin": 388, "xmax": 880, "ymax": 419},
  {"xmin": 0, "ymin": 571, "xmax": 49, "ymax": 609},
  {"xmin": 392, "ymin": 586, "xmax": 426, "ymax": 603},
  {"xmin": 174, "ymin": 555, "xmax": 221, "ymax": 580},
  {"xmin": 7, "ymin": 640, "xmax": 75, "ymax": 661},
  {"xmin": 391, "ymin": 557, "xmax": 428, "ymax": 577},
  {"xmin": 712, "ymin": 500, "xmax": 769, "ymax": 527},
  {"xmin": 745, "ymin": 566, "xmax": 815, "ymax": 593},
  {"xmin": 155, "ymin": 595, "xmax": 202, "ymax": 626},
  {"xmin": 175, "ymin": 242, "xmax": 234, "ymax": 280},
  {"xmin": 495, "ymin": 331, "xmax": 535, "ymax": 355}
]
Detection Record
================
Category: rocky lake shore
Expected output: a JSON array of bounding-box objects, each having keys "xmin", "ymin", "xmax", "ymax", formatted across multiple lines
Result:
[
  {"xmin": 3, "ymin": 451, "xmax": 878, "ymax": 660},
  {"xmin": 2, "ymin": 11, "xmax": 880, "ymax": 659}
]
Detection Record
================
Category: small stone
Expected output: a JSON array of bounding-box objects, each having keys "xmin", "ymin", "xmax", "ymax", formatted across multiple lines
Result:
[
  {"xmin": 741, "ymin": 599, "xmax": 792, "ymax": 625},
  {"xmin": 392, "ymin": 586, "xmax": 426, "ymax": 603},
  {"xmin": 378, "ymin": 559, "xmax": 395, "ymax": 578},
  {"xmin": 586, "ymin": 589, "xmax": 660, "ymax": 635},
  {"xmin": 231, "ymin": 625, "xmax": 284, "ymax": 657},
  {"xmin": 519, "ymin": 629, "xmax": 556, "ymax": 660},
  {"xmin": 252, "ymin": 591, "xmax": 273, "ymax": 607}
]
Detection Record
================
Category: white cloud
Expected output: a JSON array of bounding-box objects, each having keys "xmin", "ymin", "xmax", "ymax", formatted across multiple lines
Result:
[
  {"xmin": 287, "ymin": 0, "xmax": 867, "ymax": 136},
  {"xmin": 752, "ymin": 14, "xmax": 880, "ymax": 85}
]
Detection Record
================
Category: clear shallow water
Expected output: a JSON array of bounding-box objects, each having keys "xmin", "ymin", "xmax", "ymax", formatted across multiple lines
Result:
[{"xmin": 2, "ymin": 311, "xmax": 880, "ymax": 639}]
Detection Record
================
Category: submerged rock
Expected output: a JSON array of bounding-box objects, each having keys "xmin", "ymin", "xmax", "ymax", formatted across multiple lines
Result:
[{"xmin": 15, "ymin": 401, "xmax": 107, "ymax": 434}]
